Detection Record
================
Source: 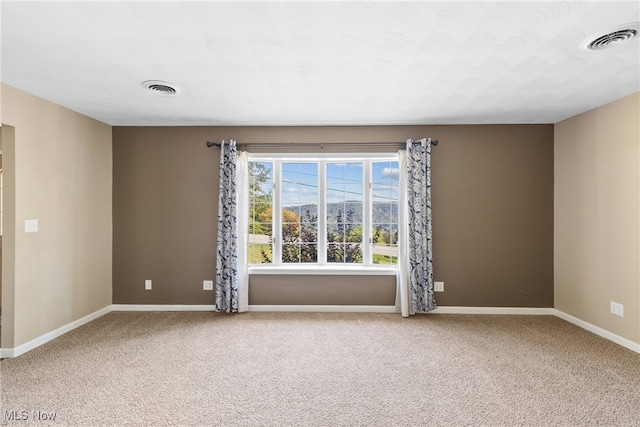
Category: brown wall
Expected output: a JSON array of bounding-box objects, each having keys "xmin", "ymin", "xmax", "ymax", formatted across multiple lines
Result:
[
  {"xmin": 249, "ymin": 275, "xmax": 396, "ymax": 306},
  {"xmin": 113, "ymin": 125, "xmax": 554, "ymax": 307}
]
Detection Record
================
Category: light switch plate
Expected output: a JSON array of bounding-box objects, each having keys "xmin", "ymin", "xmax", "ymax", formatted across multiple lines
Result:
[{"xmin": 25, "ymin": 219, "xmax": 39, "ymax": 233}]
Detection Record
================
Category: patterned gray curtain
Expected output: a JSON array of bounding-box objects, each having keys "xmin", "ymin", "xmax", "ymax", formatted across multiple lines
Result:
[
  {"xmin": 406, "ymin": 138, "xmax": 436, "ymax": 313},
  {"xmin": 216, "ymin": 140, "xmax": 239, "ymax": 312}
]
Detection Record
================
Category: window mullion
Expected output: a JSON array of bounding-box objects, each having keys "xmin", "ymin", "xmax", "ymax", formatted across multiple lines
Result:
[
  {"xmin": 318, "ymin": 161, "xmax": 327, "ymax": 264},
  {"xmin": 273, "ymin": 160, "xmax": 282, "ymax": 265},
  {"xmin": 363, "ymin": 161, "xmax": 372, "ymax": 266}
]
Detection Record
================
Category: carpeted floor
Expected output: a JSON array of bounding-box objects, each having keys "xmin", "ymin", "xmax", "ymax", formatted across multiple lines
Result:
[{"xmin": 1, "ymin": 312, "xmax": 639, "ymax": 426}]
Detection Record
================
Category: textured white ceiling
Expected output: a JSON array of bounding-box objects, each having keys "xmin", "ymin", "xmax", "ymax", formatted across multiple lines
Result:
[{"xmin": 1, "ymin": 1, "xmax": 639, "ymax": 126}]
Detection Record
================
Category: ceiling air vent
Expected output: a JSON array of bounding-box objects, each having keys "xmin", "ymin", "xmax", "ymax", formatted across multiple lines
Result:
[
  {"xmin": 142, "ymin": 80, "xmax": 179, "ymax": 94},
  {"xmin": 582, "ymin": 23, "xmax": 639, "ymax": 50}
]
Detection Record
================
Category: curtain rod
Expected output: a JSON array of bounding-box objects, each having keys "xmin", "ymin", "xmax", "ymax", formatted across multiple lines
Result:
[{"xmin": 205, "ymin": 139, "xmax": 438, "ymax": 149}]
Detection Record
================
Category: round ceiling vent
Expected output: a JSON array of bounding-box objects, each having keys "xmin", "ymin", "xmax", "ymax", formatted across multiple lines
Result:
[
  {"xmin": 142, "ymin": 80, "xmax": 179, "ymax": 95},
  {"xmin": 582, "ymin": 23, "xmax": 639, "ymax": 50}
]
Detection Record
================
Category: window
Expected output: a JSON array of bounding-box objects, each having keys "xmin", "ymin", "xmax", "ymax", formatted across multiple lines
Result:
[
  {"xmin": 248, "ymin": 161, "xmax": 274, "ymax": 264},
  {"xmin": 248, "ymin": 155, "xmax": 399, "ymax": 267},
  {"xmin": 371, "ymin": 160, "xmax": 400, "ymax": 265},
  {"xmin": 326, "ymin": 162, "xmax": 363, "ymax": 263}
]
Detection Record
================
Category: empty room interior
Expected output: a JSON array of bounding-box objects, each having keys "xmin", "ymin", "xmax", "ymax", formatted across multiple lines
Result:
[{"xmin": 1, "ymin": 1, "xmax": 639, "ymax": 425}]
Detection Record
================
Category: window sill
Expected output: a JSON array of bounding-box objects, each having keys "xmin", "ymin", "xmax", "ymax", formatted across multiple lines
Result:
[{"xmin": 248, "ymin": 265, "xmax": 398, "ymax": 276}]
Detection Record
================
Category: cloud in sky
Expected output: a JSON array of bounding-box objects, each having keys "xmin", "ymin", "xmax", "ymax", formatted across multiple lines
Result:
[
  {"xmin": 374, "ymin": 184, "xmax": 394, "ymax": 190},
  {"xmin": 381, "ymin": 167, "xmax": 399, "ymax": 178}
]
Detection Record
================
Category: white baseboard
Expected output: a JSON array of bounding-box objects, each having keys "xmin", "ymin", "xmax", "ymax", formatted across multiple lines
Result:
[
  {"xmin": 552, "ymin": 309, "xmax": 640, "ymax": 354},
  {"xmin": 248, "ymin": 305, "xmax": 398, "ymax": 313},
  {"xmin": 431, "ymin": 306, "xmax": 556, "ymax": 315},
  {"xmin": 0, "ymin": 305, "xmax": 111, "ymax": 358},
  {"xmin": 109, "ymin": 305, "xmax": 550, "ymax": 315},
  {"xmin": 111, "ymin": 304, "xmax": 396, "ymax": 313},
  {"xmin": 111, "ymin": 304, "xmax": 216, "ymax": 311}
]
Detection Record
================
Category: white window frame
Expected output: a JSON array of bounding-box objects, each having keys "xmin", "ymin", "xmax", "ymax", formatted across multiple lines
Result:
[{"xmin": 248, "ymin": 153, "xmax": 400, "ymax": 275}]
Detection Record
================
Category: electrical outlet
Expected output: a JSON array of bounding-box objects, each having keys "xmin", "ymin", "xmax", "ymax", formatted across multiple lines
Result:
[
  {"xmin": 434, "ymin": 281, "xmax": 444, "ymax": 292},
  {"xmin": 610, "ymin": 301, "xmax": 624, "ymax": 317},
  {"xmin": 145, "ymin": 279, "xmax": 152, "ymax": 290},
  {"xmin": 203, "ymin": 280, "xmax": 214, "ymax": 291}
]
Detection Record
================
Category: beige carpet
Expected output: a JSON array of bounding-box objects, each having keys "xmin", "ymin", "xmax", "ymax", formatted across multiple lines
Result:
[{"xmin": 1, "ymin": 312, "xmax": 639, "ymax": 426}]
